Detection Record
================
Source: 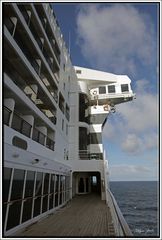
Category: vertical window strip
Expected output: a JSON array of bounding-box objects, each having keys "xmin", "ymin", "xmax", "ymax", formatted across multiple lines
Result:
[
  {"xmin": 31, "ymin": 171, "xmax": 37, "ymax": 218},
  {"xmin": 19, "ymin": 170, "xmax": 27, "ymax": 225},
  {"xmin": 40, "ymin": 173, "xmax": 45, "ymax": 214},
  {"xmin": 53, "ymin": 174, "xmax": 56, "ymax": 208},
  {"xmin": 4, "ymin": 168, "xmax": 14, "ymax": 233},
  {"xmin": 58, "ymin": 175, "xmax": 60, "ymax": 206},
  {"xmin": 47, "ymin": 174, "xmax": 51, "ymax": 211}
]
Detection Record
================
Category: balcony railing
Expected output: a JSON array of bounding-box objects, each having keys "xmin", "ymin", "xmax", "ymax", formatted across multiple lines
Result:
[
  {"xmin": 4, "ymin": 105, "xmax": 55, "ymax": 151},
  {"xmin": 46, "ymin": 137, "xmax": 55, "ymax": 150},
  {"xmin": 106, "ymin": 189, "xmax": 133, "ymax": 236},
  {"xmin": 32, "ymin": 127, "xmax": 45, "ymax": 145},
  {"xmin": 4, "ymin": 106, "xmax": 12, "ymax": 126},
  {"xmin": 11, "ymin": 112, "xmax": 32, "ymax": 138},
  {"xmin": 79, "ymin": 150, "xmax": 103, "ymax": 160}
]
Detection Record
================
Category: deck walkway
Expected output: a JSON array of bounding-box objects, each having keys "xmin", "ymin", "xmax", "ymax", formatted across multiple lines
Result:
[{"xmin": 16, "ymin": 194, "xmax": 115, "ymax": 237}]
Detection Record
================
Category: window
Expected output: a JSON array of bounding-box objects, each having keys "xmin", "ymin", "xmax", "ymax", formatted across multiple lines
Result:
[
  {"xmin": 108, "ymin": 85, "xmax": 115, "ymax": 93},
  {"xmin": 62, "ymin": 119, "xmax": 64, "ymax": 131},
  {"xmin": 7, "ymin": 169, "xmax": 25, "ymax": 230},
  {"xmin": 79, "ymin": 127, "xmax": 88, "ymax": 150},
  {"xmin": 90, "ymin": 133, "xmax": 102, "ymax": 144},
  {"xmin": 99, "ymin": 86, "xmax": 106, "ymax": 94},
  {"xmin": 121, "ymin": 84, "xmax": 129, "ymax": 92},
  {"xmin": 12, "ymin": 136, "xmax": 28, "ymax": 150},
  {"xmin": 76, "ymin": 69, "xmax": 81, "ymax": 74},
  {"xmin": 90, "ymin": 114, "xmax": 107, "ymax": 124},
  {"xmin": 22, "ymin": 171, "xmax": 35, "ymax": 223},
  {"xmin": 66, "ymin": 124, "xmax": 68, "ymax": 136}
]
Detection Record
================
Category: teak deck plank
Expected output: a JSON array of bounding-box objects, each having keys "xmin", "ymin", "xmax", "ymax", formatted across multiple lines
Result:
[{"xmin": 16, "ymin": 194, "xmax": 115, "ymax": 237}]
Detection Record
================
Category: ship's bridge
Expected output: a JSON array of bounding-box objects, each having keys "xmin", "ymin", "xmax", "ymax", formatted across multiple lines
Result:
[{"xmin": 74, "ymin": 66, "xmax": 135, "ymax": 106}]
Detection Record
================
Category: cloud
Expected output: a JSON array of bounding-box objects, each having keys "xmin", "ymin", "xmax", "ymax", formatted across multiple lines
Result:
[
  {"xmin": 103, "ymin": 79, "xmax": 158, "ymax": 154},
  {"xmin": 76, "ymin": 4, "xmax": 155, "ymax": 75},
  {"xmin": 109, "ymin": 164, "xmax": 157, "ymax": 181},
  {"xmin": 121, "ymin": 134, "xmax": 142, "ymax": 153}
]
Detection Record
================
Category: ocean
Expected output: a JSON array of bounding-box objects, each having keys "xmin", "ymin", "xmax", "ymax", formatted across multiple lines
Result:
[{"xmin": 110, "ymin": 181, "xmax": 159, "ymax": 237}]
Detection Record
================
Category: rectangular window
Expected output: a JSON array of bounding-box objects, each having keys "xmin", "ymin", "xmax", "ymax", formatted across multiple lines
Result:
[
  {"xmin": 90, "ymin": 114, "xmax": 107, "ymax": 124},
  {"xmin": 66, "ymin": 124, "xmax": 68, "ymax": 136},
  {"xmin": 90, "ymin": 133, "xmax": 102, "ymax": 144},
  {"xmin": 76, "ymin": 69, "xmax": 81, "ymax": 74},
  {"xmin": 10, "ymin": 169, "xmax": 25, "ymax": 201},
  {"xmin": 108, "ymin": 85, "xmax": 115, "ymax": 93},
  {"xmin": 121, "ymin": 84, "xmax": 129, "ymax": 92},
  {"xmin": 99, "ymin": 86, "xmax": 106, "ymax": 94},
  {"xmin": 62, "ymin": 119, "xmax": 64, "ymax": 131}
]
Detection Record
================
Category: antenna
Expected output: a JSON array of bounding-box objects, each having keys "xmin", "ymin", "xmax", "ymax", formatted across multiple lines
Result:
[{"xmin": 68, "ymin": 31, "xmax": 71, "ymax": 56}]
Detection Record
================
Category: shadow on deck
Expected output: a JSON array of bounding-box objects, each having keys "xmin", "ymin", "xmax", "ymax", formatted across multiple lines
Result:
[{"xmin": 16, "ymin": 194, "xmax": 115, "ymax": 237}]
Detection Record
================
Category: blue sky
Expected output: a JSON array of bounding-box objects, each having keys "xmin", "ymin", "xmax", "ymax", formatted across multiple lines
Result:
[{"xmin": 53, "ymin": 2, "xmax": 159, "ymax": 181}]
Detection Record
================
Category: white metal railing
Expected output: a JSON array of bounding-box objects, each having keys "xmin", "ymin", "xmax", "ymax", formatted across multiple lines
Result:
[
  {"xmin": 106, "ymin": 188, "xmax": 133, "ymax": 236},
  {"xmin": 79, "ymin": 150, "xmax": 103, "ymax": 160},
  {"xmin": 91, "ymin": 92, "xmax": 135, "ymax": 101}
]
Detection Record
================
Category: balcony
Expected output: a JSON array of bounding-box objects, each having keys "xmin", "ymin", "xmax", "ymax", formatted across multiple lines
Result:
[{"xmin": 11, "ymin": 111, "xmax": 32, "ymax": 138}]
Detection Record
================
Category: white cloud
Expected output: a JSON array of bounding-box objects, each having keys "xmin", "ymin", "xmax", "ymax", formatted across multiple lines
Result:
[
  {"xmin": 76, "ymin": 4, "xmax": 155, "ymax": 75},
  {"xmin": 109, "ymin": 164, "xmax": 157, "ymax": 181},
  {"xmin": 121, "ymin": 134, "xmax": 142, "ymax": 153},
  {"xmin": 103, "ymin": 79, "xmax": 158, "ymax": 154}
]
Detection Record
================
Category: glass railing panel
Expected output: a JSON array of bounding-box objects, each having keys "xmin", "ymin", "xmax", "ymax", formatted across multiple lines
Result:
[
  {"xmin": 4, "ymin": 106, "xmax": 12, "ymax": 126},
  {"xmin": 17, "ymin": 5, "xmax": 30, "ymax": 25},
  {"xmin": 11, "ymin": 112, "xmax": 32, "ymax": 137},
  {"xmin": 38, "ymin": 132, "xmax": 45, "ymax": 145},
  {"xmin": 32, "ymin": 128, "xmax": 45, "ymax": 145},
  {"xmin": 4, "ymin": 18, "xmax": 15, "ymax": 35},
  {"xmin": 46, "ymin": 137, "xmax": 55, "ymax": 151},
  {"xmin": 12, "ymin": 113, "xmax": 22, "ymax": 133},
  {"xmin": 21, "ymin": 120, "xmax": 31, "ymax": 137}
]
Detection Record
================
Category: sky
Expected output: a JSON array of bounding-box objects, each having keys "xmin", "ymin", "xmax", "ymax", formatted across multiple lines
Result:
[{"xmin": 53, "ymin": 2, "xmax": 159, "ymax": 181}]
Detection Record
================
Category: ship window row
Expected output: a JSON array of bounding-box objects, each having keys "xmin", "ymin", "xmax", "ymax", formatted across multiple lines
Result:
[
  {"xmin": 4, "ymin": 4, "xmax": 60, "ymax": 87},
  {"xmin": 4, "ymin": 106, "xmax": 55, "ymax": 151},
  {"xmin": 99, "ymin": 84, "xmax": 129, "ymax": 94},
  {"xmin": 3, "ymin": 167, "xmax": 70, "ymax": 232}
]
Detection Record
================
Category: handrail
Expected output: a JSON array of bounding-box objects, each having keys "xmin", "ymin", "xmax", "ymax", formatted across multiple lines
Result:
[{"xmin": 107, "ymin": 188, "xmax": 133, "ymax": 236}]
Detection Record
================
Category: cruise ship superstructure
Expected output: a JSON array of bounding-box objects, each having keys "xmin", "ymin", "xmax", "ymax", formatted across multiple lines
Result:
[{"xmin": 3, "ymin": 3, "xmax": 135, "ymax": 237}]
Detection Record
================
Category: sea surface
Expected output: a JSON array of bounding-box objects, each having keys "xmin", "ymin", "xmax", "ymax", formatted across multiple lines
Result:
[{"xmin": 110, "ymin": 181, "xmax": 159, "ymax": 237}]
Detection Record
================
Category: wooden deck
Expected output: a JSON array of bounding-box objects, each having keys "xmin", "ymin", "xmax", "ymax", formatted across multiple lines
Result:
[{"xmin": 16, "ymin": 194, "xmax": 115, "ymax": 237}]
